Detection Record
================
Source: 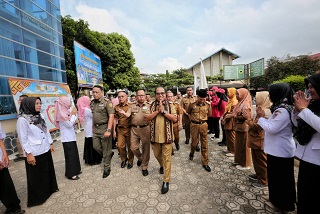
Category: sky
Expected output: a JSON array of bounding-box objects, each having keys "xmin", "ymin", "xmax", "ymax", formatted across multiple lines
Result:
[{"xmin": 60, "ymin": 0, "xmax": 320, "ymax": 74}]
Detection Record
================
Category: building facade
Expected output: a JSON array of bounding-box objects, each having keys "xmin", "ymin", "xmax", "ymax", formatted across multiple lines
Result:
[
  {"xmin": 187, "ymin": 48, "xmax": 239, "ymax": 77},
  {"xmin": 0, "ymin": 0, "xmax": 65, "ymax": 134}
]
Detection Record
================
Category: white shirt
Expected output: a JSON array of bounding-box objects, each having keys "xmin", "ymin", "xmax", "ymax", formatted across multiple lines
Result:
[
  {"xmin": 16, "ymin": 114, "xmax": 53, "ymax": 156},
  {"xmin": 84, "ymin": 108, "xmax": 93, "ymax": 138},
  {"xmin": 0, "ymin": 126, "xmax": 6, "ymax": 162},
  {"xmin": 258, "ymin": 108, "xmax": 296, "ymax": 158},
  {"xmin": 293, "ymin": 108, "xmax": 320, "ymax": 166},
  {"xmin": 58, "ymin": 115, "xmax": 77, "ymax": 142}
]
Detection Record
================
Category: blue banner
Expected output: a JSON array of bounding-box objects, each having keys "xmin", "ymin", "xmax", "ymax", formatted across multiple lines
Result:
[{"xmin": 74, "ymin": 41, "xmax": 103, "ymax": 87}]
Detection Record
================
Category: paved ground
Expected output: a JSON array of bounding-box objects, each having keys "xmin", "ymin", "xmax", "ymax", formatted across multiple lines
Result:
[{"xmin": 1, "ymin": 130, "xmax": 298, "ymax": 214}]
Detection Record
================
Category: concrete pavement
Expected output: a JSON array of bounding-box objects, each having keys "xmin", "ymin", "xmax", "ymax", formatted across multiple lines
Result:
[{"xmin": 0, "ymin": 130, "xmax": 298, "ymax": 214}]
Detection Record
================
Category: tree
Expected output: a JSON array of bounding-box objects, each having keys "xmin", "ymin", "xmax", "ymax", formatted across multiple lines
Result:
[
  {"xmin": 61, "ymin": 16, "xmax": 140, "ymax": 97},
  {"xmin": 250, "ymin": 55, "xmax": 320, "ymax": 89}
]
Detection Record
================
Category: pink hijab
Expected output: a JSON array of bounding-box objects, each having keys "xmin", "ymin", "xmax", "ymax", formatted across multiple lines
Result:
[
  {"xmin": 54, "ymin": 96, "xmax": 71, "ymax": 128},
  {"xmin": 76, "ymin": 96, "xmax": 90, "ymax": 123},
  {"xmin": 233, "ymin": 88, "xmax": 252, "ymax": 115}
]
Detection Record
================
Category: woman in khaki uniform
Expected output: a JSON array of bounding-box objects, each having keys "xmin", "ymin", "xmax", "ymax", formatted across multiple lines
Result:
[
  {"xmin": 232, "ymin": 88, "xmax": 252, "ymax": 170},
  {"xmin": 247, "ymin": 91, "xmax": 272, "ymax": 189},
  {"xmin": 221, "ymin": 88, "xmax": 238, "ymax": 157}
]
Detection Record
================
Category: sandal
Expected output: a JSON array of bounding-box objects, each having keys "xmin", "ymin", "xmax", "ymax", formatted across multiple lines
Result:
[{"xmin": 68, "ymin": 175, "xmax": 80, "ymax": 180}]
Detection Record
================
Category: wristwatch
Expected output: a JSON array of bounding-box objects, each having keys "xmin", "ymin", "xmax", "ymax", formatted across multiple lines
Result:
[
  {"xmin": 106, "ymin": 128, "xmax": 111, "ymax": 132},
  {"xmin": 162, "ymin": 110, "xmax": 167, "ymax": 114}
]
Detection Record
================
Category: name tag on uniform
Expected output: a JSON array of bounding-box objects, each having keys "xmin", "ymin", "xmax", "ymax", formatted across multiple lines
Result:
[
  {"xmin": 132, "ymin": 107, "xmax": 139, "ymax": 113},
  {"xmin": 99, "ymin": 104, "xmax": 104, "ymax": 107},
  {"xmin": 142, "ymin": 106, "xmax": 148, "ymax": 110}
]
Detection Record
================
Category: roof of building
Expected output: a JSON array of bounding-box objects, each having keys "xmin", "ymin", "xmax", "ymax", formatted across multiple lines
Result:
[
  {"xmin": 309, "ymin": 53, "xmax": 320, "ymax": 60},
  {"xmin": 188, "ymin": 48, "xmax": 240, "ymax": 69}
]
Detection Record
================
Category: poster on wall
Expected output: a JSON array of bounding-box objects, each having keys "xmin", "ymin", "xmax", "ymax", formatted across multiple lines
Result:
[
  {"xmin": 74, "ymin": 40, "xmax": 103, "ymax": 88},
  {"xmin": 8, "ymin": 78, "xmax": 74, "ymax": 132}
]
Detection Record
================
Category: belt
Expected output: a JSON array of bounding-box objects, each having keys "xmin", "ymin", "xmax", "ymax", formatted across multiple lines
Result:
[
  {"xmin": 95, "ymin": 123, "xmax": 107, "ymax": 127},
  {"xmin": 132, "ymin": 124, "xmax": 149, "ymax": 128},
  {"xmin": 191, "ymin": 120, "xmax": 207, "ymax": 124},
  {"xmin": 118, "ymin": 126, "xmax": 131, "ymax": 128}
]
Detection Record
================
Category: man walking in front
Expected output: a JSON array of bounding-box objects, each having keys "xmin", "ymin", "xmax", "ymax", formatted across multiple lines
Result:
[
  {"xmin": 91, "ymin": 85, "xmax": 115, "ymax": 178},
  {"xmin": 145, "ymin": 87, "xmax": 177, "ymax": 194},
  {"xmin": 188, "ymin": 89, "xmax": 212, "ymax": 172}
]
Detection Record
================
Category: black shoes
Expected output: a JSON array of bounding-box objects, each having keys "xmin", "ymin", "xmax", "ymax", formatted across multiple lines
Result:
[
  {"xmin": 127, "ymin": 163, "xmax": 133, "ymax": 169},
  {"xmin": 159, "ymin": 166, "xmax": 164, "ymax": 174},
  {"xmin": 137, "ymin": 160, "xmax": 142, "ymax": 166},
  {"xmin": 13, "ymin": 157, "xmax": 24, "ymax": 162},
  {"xmin": 185, "ymin": 139, "xmax": 189, "ymax": 144},
  {"xmin": 103, "ymin": 169, "xmax": 111, "ymax": 178},
  {"xmin": 175, "ymin": 143, "xmax": 180, "ymax": 150},
  {"xmin": 5, "ymin": 209, "xmax": 26, "ymax": 214},
  {"xmin": 121, "ymin": 159, "xmax": 127, "ymax": 168},
  {"xmin": 142, "ymin": 169, "xmax": 149, "ymax": 176},
  {"xmin": 161, "ymin": 182, "xmax": 169, "ymax": 194},
  {"xmin": 189, "ymin": 153, "xmax": 194, "ymax": 160},
  {"xmin": 195, "ymin": 145, "xmax": 200, "ymax": 152},
  {"xmin": 203, "ymin": 165, "xmax": 211, "ymax": 172}
]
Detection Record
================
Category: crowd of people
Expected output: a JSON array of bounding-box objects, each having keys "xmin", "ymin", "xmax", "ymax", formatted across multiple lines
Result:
[{"xmin": 0, "ymin": 73, "xmax": 319, "ymax": 213}]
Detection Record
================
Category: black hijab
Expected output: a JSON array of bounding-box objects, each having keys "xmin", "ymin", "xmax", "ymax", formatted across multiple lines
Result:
[
  {"xmin": 296, "ymin": 73, "xmax": 320, "ymax": 145},
  {"xmin": 19, "ymin": 97, "xmax": 47, "ymax": 133},
  {"xmin": 269, "ymin": 83, "xmax": 294, "ymax": 113}
]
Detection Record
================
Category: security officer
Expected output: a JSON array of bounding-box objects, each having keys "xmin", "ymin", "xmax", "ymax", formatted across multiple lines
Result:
[
  {"xmin": 91, "ymin": 85, "xmax": 115, "ymax": 178},
  {"xmin": 121, "ymin": 89, "xmax": 151, "ymax": 176},
  {"xmin": 166, "ymin": 91, "xmax": 183, "ymax": 152},
  {"xmin": 113, "ymin": 90, "xmax": 134, "ymax": 169},
  {"xmin": 187, "ymin": 89, "xmax": 212, "ymax": 172},
  {"xmin": 181, "ymin": 86, "xmax": 196, "ymax": 144}
]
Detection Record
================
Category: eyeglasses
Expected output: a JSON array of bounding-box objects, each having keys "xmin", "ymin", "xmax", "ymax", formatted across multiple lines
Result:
[
  {"xmin": 137, "ymin": 95, "xmax": 145, "ymax": 97},
  {"xmin": 155, "ymin": 92, "xmax": 165, "ymax": 95}
]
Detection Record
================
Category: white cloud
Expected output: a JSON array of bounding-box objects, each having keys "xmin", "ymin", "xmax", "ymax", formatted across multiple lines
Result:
[{"xmin": 158, "ymin": 57, "xmax": 185, "ymax": 73}]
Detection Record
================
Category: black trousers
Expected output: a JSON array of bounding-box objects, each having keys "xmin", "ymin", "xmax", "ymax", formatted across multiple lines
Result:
[{"xmin": 0, "ymin": 168, "xmax": 21, "ymax": 212}]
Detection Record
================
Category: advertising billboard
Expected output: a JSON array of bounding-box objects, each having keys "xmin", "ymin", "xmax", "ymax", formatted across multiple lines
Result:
[
  {"xmin": 249, "ymin": 58, "xmax": 264, "ymax": 78},
  {"xmin": 74, "ymin": 41, "xmax": 103, "ymax": 88},
  {"xmin": 8, "ymin": 78, "xmax": 74, "ymax": 131}
]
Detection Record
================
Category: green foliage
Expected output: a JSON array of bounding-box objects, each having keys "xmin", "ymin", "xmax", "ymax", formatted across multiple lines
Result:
[
  {"xmin": 142, "ymin": 68, "xmax": 194, "ymax": 92},
  {"xmin": 61, "ymin": 16, "xmax": 140, "ymax": 97},
  {"xmin": 250, "ymin": 55, "xmax": 320, "ymax": 89},
  {"xmin": 66, "ymin": 69, "xmax": 77, "ymax": 97},
  {"xmin": 273, "ymin": 75, "xmax": 306, "ymax": 92}
]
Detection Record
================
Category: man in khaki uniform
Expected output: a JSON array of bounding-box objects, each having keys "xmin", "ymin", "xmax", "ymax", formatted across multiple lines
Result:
[
  {"xmin": 175, "ymin": 91, "xmax": 182, "ymax": 105},
  {"xmin": 181, "ymin": 86, "xmax": 197, "ymax": 144},
  {"xmin": 145, "ymin": 87, "xmax": 177, "ymax": 194},
  {"xmin": 167, "ymin": 91, "xmax": 183, "ymax": 152},
  {"xmin": 91, "ymin": 85, "xmax": 115, "ymax": 178},
  {"xmin": 122, "ymin": 89, "xmax": 151, "ymax": 176},
  {"xmin": 113, "ymin": 91, "xmax": 134, "ymax": 169},
  {"xmin": 187, "ymin": 89, "xmax": 212, "ymax": 172}
]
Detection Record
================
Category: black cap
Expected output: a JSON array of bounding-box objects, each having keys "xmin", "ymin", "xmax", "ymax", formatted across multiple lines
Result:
[{"xmin": 197, "ymin": 89, "xmax": 207, "ymax": 98}]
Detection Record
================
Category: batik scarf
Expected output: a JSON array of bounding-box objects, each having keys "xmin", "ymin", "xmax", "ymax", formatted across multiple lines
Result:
[
  {"xmin": 150, "ymin": 100, "xmax": 173, "ymax": 144},
  {"xmin": 19, "ymin": 97, "xmax": 47, "ymax": 133}
]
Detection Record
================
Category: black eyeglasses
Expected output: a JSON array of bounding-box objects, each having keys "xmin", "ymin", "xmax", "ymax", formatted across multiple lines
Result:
[{"xmin": 155, "ymin": 92, "xmax": 165, "ymax": 95}]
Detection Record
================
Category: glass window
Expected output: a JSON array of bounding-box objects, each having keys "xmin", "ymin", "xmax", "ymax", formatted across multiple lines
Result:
[
  {"xmin": 0, "ymin": 0, "xmax": 17, "ymax": 14},
  {"xmin": 0, "ymin": 96, "xmax": 17, "ymax": 117},
  {"xmin": 0, "ymin": 77, "xmax": 12, "ymax": 95}
]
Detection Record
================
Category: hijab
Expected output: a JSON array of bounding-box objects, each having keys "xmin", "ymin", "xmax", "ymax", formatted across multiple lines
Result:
[
  {"xmin": 225, "ymin": 88, "xmax": 238, "ymax": 113},
  {"xmin": 254, "ymin": 91, "xmax": 272, "ymax": 120},
  {"xmin": 296, "ymin": 73, "xmax": 320, "ymax": 145},
  {"xmin": 54, "ymin": 96, "xmax": 72, "ymax": 128},
  {"xmin": 269, "ymin": 83, "xmax": 294, "ymax": 113},
  {"xmin": 233, "ymin": 88, "xmax": 252, "ymax": 115},
  {"xmin": 19, "ymin": 97, "xmax": 47, "ymax": 133},
  {"xmin": 76, "ymin": 96, "xmax": 90, "ymax": 124}
]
